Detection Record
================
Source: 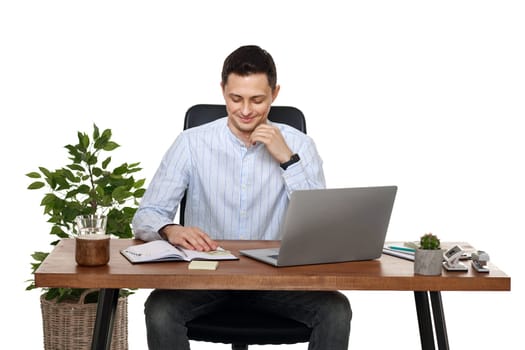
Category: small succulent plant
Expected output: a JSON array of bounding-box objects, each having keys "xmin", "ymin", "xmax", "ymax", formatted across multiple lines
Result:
[{"xmin": 419, "ymin": 233, "xmax": 441, "ymax": 250}]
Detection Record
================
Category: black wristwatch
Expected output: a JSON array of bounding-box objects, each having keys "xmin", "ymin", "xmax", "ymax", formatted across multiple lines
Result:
[{"xmin": 280, "ymin": 153, "xmax": 300, "ymax": 170}]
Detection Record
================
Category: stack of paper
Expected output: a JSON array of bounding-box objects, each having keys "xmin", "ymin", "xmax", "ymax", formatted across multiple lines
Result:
[{"xmin": 382, "ymin": 243, "xmax": 416, "ymax": 261}]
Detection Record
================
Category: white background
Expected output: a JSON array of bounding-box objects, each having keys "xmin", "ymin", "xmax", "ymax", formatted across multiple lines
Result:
[{"xmin": 1, "ymin": 1, "xmax": 523, "ymax": 349}]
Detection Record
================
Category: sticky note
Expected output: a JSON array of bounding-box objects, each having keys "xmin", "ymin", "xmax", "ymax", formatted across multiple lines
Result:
[{"xmin": 188, "ymin": 261, "xmax": 219, "ymax": 270}]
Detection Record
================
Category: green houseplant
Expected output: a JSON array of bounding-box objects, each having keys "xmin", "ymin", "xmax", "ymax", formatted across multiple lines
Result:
[
  {"xmin": 26, "ymin": 123, "xmax": 145, "ymax": 300},
  {"xmin": 414, "ymin": 233, "xmax": 443, "ymax": 275},
  {"xmin": 25, "ymin": 124, "xmax": 146, "ymax": 349}
]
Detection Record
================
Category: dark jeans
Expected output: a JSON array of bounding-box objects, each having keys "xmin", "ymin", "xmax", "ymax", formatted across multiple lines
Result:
[{"xmin": 145, "ymin": 289, "xmax": 351, "ymax": 350}]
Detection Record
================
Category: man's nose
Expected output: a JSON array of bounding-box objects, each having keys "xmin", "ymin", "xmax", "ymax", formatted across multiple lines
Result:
[{"xmin": 241, "ymin": 101, "xmax": 253, "ymax": 116}]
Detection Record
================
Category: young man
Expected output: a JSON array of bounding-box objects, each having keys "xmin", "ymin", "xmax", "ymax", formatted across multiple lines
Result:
[{"xmin": 132, "ymin": 45, "xmax": 351, "ymax": 350}]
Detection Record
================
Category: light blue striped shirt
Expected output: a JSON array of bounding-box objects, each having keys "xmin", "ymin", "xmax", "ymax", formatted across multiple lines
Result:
[{"xmin": 132, "ymin": 117, "xmax": 325, "ymax": 242}]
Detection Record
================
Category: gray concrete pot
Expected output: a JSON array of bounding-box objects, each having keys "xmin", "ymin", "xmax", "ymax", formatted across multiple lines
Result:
[{"xmin": 414, "ymin": 249, "xmax": 443, "ymax": 275}]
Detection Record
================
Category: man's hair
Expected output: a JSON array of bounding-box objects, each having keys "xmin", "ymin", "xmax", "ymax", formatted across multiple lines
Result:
[{"xmin": 221, "ymin": 45, "xmax": 277, "ymax": 90}]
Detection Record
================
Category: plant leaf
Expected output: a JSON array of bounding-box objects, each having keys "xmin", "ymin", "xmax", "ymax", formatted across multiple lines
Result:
[
  {"xmin": 133, "ymin": 178, "xmax": 146, "ymax": 188},
  {"xmin": 78, "ymin": 132, "xmax": 90, "ymax": 151},
  {"xmin": 28, "ymin": 181, "xmax": 45, "ymax": 190},
  {"xmin": 39, "ymin": 167, "xmax": 52, "ymax": 178},
  {"xmin": 93, "ymin": 123, "xmax": 100, "ymax": 140},
  {"xmin": 134, "ymin": 188, "xmax": 146, "ymax": 198},
  {"xmin": 67, "ymin": 163, "xmax": 85, "ymax": 172},
  {"xmin": 26, "ymin": 172, "xmax": 42, "ymax": 179},
  {"xmin": 102, "ymin": 156, "xmax": 111, "ymax": 169},
  {"xmin": 113, "ymin": 186, "xmax": 132, "ymax": 202},
  {"xmin": 103, "ymin": 141, "xmax": 119, "ymax": 151}
]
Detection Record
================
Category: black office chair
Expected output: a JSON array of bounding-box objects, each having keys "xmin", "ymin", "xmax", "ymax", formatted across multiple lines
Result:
[{"xmin": 181, "ymin": 104, "xmax": 312, "ymax": 350}]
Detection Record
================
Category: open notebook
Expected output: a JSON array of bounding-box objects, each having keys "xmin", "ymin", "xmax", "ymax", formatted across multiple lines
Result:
[{"xmin": 121, "ymin": 240, "xmax": 238, "ymax": 264}]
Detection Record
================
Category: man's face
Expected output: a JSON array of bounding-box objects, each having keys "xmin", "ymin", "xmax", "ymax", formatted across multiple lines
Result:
[{"xmin": 222, "ymin": 73, "xmax": 279, "ymax": 140}]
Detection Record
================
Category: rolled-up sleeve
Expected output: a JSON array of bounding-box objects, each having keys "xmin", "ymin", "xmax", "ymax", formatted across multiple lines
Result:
[
  {"xmin": 281, "ymin": 134, "xmax": 326, "ymax": 196},
  {"xmin": 132, "ymin": 134, "xmax": 191, "ymax": 241}
]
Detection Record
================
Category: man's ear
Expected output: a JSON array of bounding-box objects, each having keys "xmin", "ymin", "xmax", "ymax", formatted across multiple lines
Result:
[
  {"xmin": 221, "ymin": 82, "xmax": 227, "ymax": 100},
  {"xmin": 272, "ymin": 84, "xmax": 280, "ymax": 102}
]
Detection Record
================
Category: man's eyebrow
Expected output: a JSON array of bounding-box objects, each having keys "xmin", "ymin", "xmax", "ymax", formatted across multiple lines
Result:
[{"xmin": 228, "ymin": 93, "xmax": 267, "ymax": 99}]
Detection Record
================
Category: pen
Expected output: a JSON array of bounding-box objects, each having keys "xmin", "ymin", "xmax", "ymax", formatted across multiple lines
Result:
[{"xmin": 388, "ymin": 245, "xmax": 416, "ymax": 253}]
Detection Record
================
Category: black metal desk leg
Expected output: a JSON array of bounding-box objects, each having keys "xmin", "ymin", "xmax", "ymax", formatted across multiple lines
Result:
[
  {"xmin": 91, "ymin": 288, "xmax": 120, "ymax": 350},
  {"xmin": 414, "ymin": 291, "xmax": 436, "ymax": 350},
  {"xmin": 430, "ymin": 292, "xmax": 449, "ymax": 350}
]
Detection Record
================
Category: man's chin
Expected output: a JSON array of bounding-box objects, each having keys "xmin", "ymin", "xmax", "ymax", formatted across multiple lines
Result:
[{"xmin": 228, "ymin": 116, "xmax": 267, "ymax": 137}]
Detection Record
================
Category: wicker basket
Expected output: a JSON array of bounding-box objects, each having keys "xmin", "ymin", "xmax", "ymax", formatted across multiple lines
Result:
[{"xmin": 40, "ymin": 289, "xmax": 128, "ymax": 350}]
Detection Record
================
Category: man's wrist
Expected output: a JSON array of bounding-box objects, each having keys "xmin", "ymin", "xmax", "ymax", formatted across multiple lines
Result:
[
  {"xmin": 159, "ymin": 224, "xmax": 179, "ymax": 240},
  {"xmin": 280, "ymin": 153, "xmax": 300, "ymax": 170}
]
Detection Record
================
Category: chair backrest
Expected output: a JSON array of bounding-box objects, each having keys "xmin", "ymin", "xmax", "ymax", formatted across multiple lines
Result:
[
  {"xmin": 179, "ymin": 104, "xmax": 307, "ymax": 225},
  {"xmin": 184, "ymin": 104, "xmax": 307, "ymax": 134}
]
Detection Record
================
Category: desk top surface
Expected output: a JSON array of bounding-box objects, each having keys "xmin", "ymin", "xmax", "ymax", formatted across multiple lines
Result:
[{"xmin": 35, "ymin": 239, "xmax": 510, "ymax": 292}]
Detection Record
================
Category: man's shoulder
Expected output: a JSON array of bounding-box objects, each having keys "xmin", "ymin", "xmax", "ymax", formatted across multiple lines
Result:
[
  {"xmin": 182, "ymin": 117, "xmax": 228, "ymax": 136},
  {"xmin": 272, "ymin": 121, "xmax": 310, "ymax": 140}
]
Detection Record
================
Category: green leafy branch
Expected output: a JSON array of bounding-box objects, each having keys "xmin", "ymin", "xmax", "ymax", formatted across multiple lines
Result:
[{"xmin": 26, "ymin": 124, "xmax": 145, "ymax": 301}]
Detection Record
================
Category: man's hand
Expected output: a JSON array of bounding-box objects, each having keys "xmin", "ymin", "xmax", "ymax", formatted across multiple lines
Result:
[
  {"xmin": 249, "ymin": 124, "xmax": 293, "ymax": 163},
  {"xmin": 161, "ymin": 225, "xmax": 219, "ymax": 252}
]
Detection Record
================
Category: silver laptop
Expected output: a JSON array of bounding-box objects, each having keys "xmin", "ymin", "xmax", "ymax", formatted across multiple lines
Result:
[{"xmin": 240, "ymin": 186, "xmax": 397, "ymax": 267}]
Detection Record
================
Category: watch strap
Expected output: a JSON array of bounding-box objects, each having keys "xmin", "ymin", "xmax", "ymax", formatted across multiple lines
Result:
[{"xmin": 280, "ymin": 153, "xmax": 300, "ymax": 170}]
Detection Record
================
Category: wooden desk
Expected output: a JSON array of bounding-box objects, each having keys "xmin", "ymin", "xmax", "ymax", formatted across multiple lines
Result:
[{"xmin": 36, "ymin": 239, "xmax": 510, "ymax": 350}]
